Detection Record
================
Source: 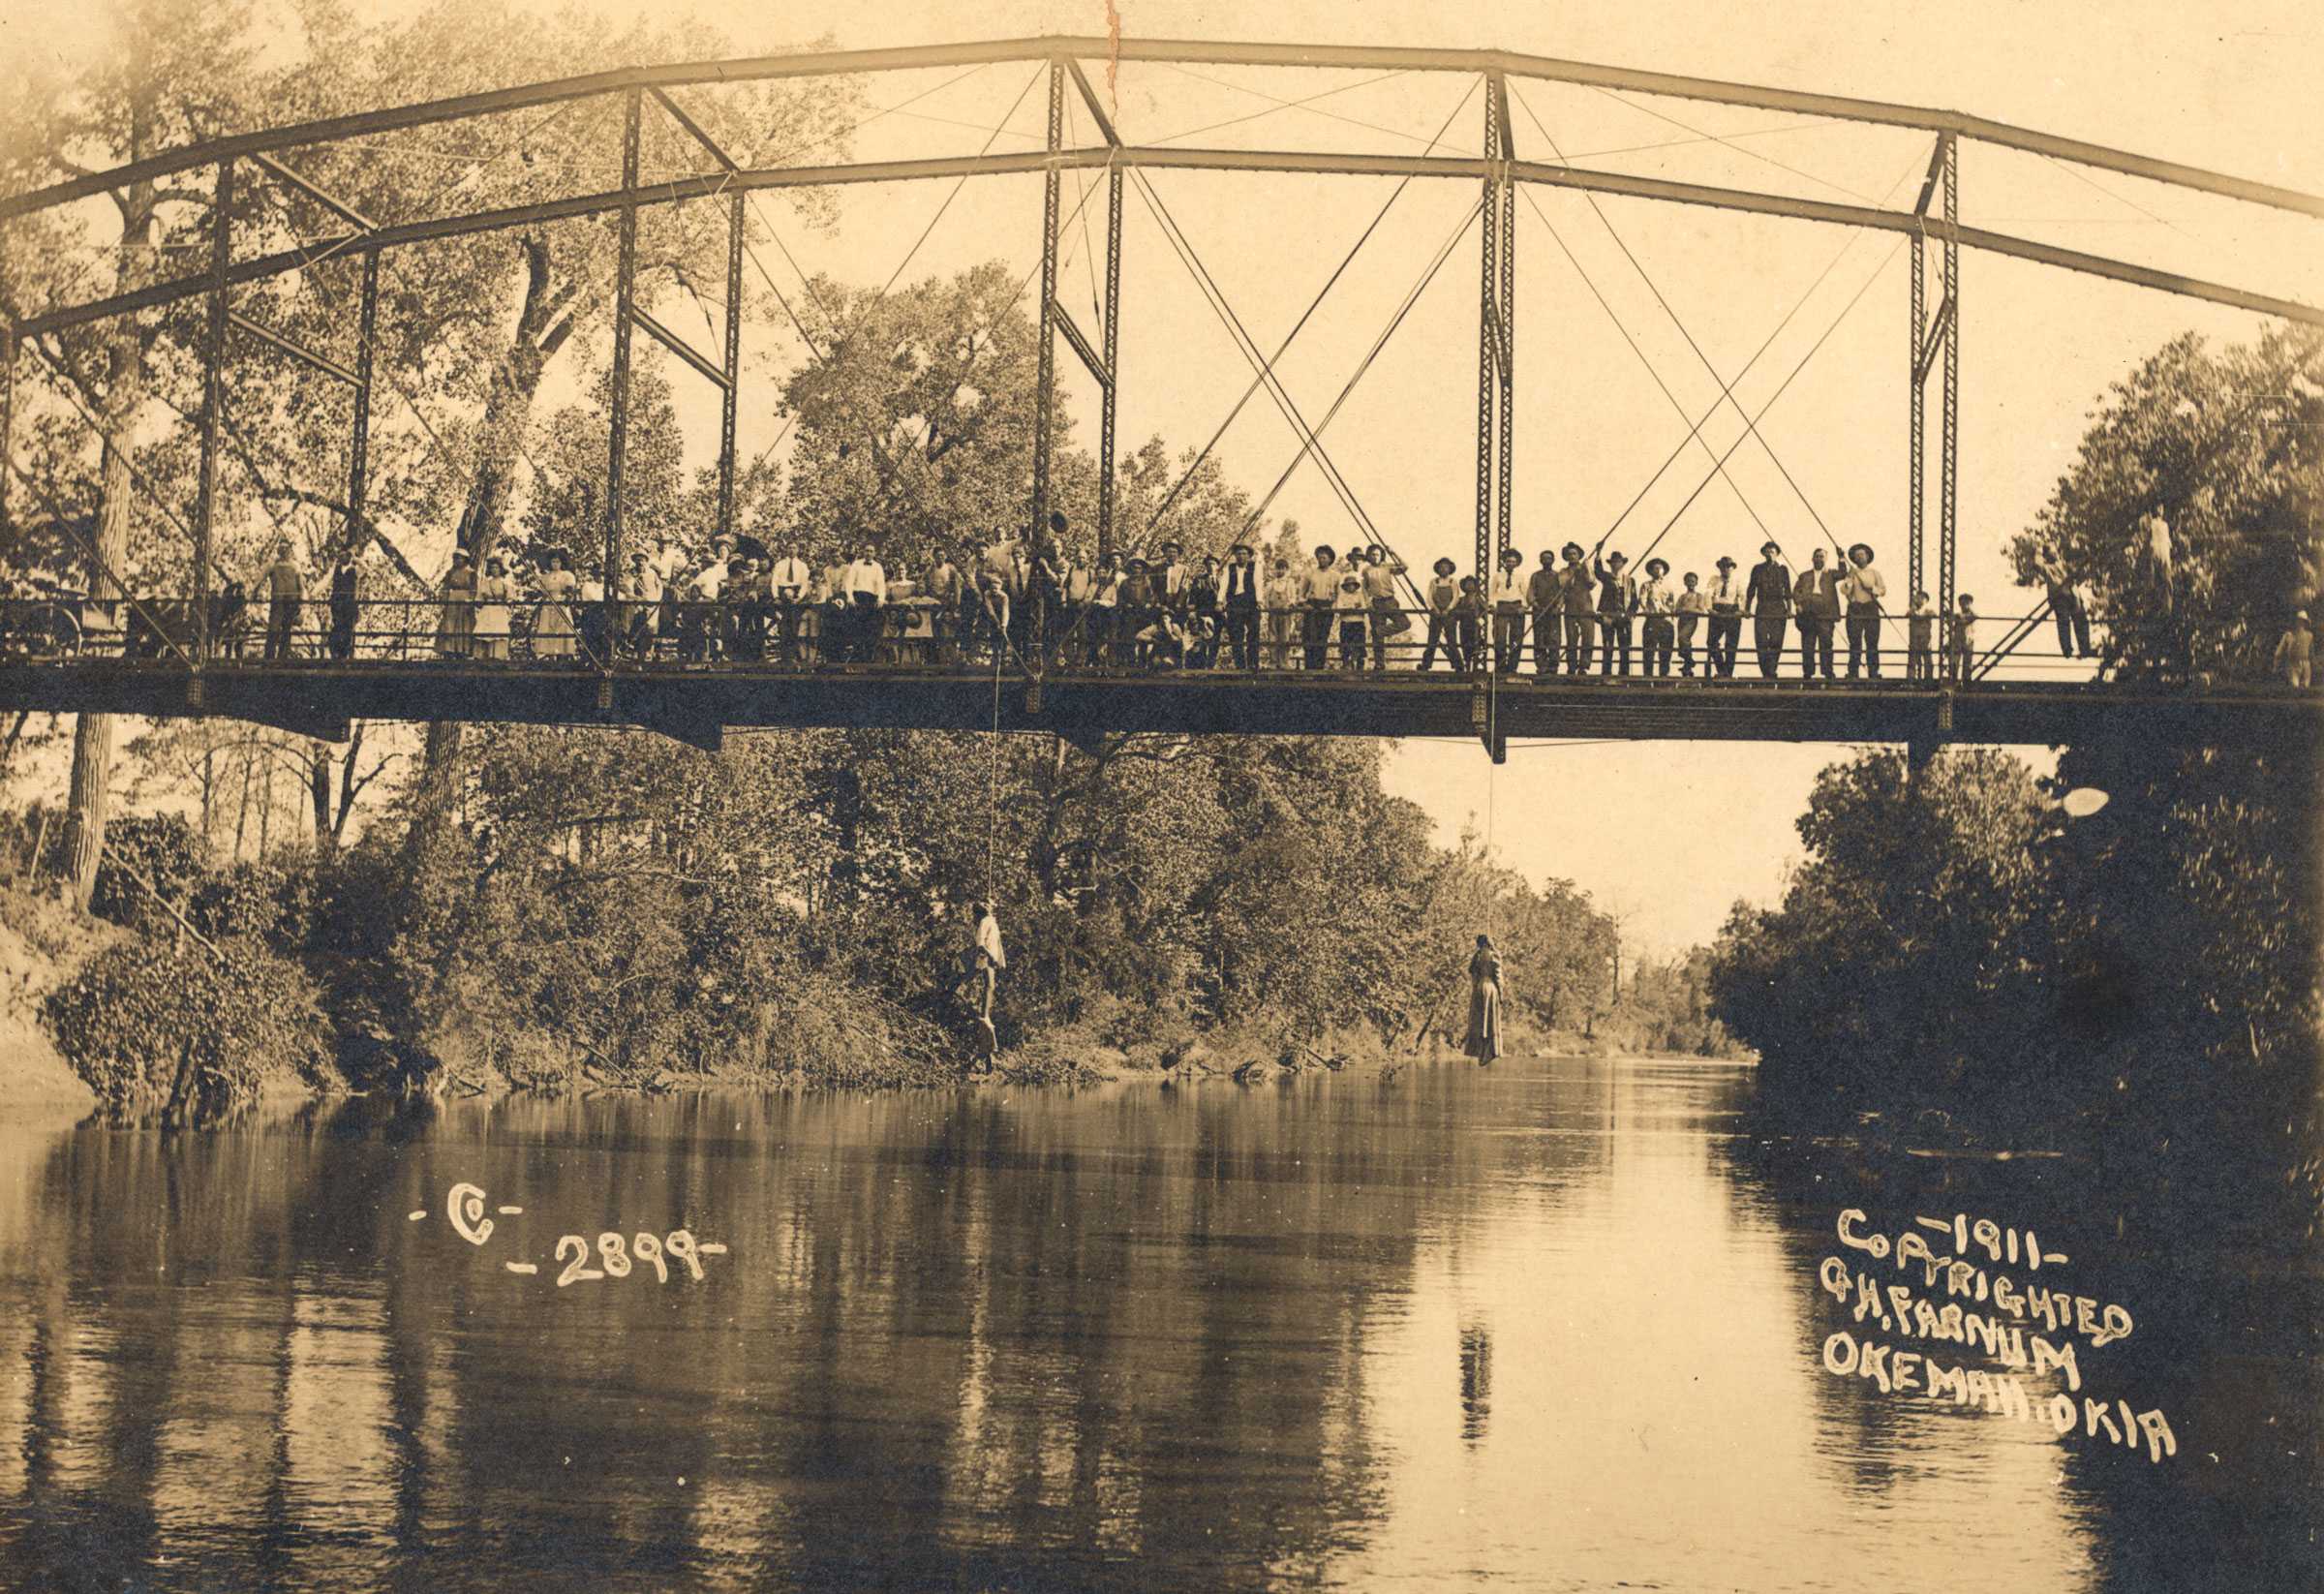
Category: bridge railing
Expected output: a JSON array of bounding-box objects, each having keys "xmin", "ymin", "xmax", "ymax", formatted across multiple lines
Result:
[{"xmin": 0, "ymin": 589, "xmax": 2181, "ymax": 686}]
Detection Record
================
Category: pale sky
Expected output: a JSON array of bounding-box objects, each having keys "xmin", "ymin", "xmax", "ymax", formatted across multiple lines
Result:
[{"xmin": 6, "ymin": 0, "xmax": 2319, "ymax": 952}]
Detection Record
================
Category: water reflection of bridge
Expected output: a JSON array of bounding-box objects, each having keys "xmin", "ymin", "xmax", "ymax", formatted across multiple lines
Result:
[{"xmin": 2, "ymin": 655, "xmax": 2312, "ymax": 758}]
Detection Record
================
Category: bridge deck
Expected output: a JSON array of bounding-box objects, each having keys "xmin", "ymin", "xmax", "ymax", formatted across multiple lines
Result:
[{"xmin": 2, "ymin": 659, "xmax": 2313, "ymax": 754}]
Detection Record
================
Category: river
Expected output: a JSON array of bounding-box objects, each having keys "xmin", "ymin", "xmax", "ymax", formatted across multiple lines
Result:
[{"xmin": 0, "ymin": 1056, "xmax": 2313, "ymax": 1592}]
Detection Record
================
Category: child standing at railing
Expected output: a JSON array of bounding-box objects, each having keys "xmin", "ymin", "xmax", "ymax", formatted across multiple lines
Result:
[
  {"xmin": 1945, "ymin": 594, "xmax": 1976, "ymax": 683},
  {"xmin": 1335, "ymin": 567, "xmax": 1371, "ymax": 671},
  {"xmin": 1908, "ymin": 589, "xmax": 1937, "ymax": 681}
]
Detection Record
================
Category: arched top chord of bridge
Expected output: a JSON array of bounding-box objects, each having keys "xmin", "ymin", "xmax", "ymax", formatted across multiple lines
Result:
[{"xmin": 2, "ymin": 37, "xmax": 2320, "ymax": 762}]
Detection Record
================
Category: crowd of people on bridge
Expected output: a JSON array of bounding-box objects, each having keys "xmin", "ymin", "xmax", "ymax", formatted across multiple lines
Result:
[
  {"xmin": 382, "ymin": 523, "xmax": 2009, "ymax": 685},
  {"xmin": 11, "ymin": 510, "xmax": 2318, "ymax": 688}
]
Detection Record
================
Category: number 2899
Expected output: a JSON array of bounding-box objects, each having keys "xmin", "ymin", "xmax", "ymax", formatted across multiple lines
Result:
[{"xmin": 554, "ymin": 1229, "xmax": 719, "ymax": 1288}]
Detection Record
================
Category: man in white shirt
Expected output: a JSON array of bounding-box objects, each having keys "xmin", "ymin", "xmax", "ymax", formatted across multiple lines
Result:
[
  {"xmin": 840, "ymin": 547, "xmax": 886, "ymax": 662},
  {"xmin": 625, "ymin": 552, "xmax": 662, "ymax": 658},
  {"xmin": 1361, "ymin": 542, "xmax": 1406, "ymax": 668},
  {"xmin": 1636, "ymin": 557, "xmax": 1677, "ymax": 677},
  {"xmin": 1488, "ymin": 548, "xmax": 1527, "ymax": 676},
  {"xmin": 1841, "ymin": 541, "xmax": 1887, "ymax": 679},
  {"xmin": 1156, "ymin": 540, "xmax": 1189, "ymax": 612},
  {"xmin": 1300, "ymin": 545, "xmax": 1341, "ymax": 670},
  {"xmin": 1704, "ymin": 555, "xmax": 1744, "ymax": 678},
  {"xmin": 768, "ymin": 549, "xmax": 812, "ymax": 663}
]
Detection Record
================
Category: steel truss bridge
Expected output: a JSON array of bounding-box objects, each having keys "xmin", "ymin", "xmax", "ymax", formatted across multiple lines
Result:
[{"xmin": 3, "ymin": 36, "xmax": 2320, "ymax": 760}]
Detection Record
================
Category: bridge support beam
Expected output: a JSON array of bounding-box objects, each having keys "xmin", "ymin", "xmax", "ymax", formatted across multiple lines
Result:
[
  {"xmin": 1030, "ymin": 59, "xmax": 1064, "ymax": 588},
  {"xmin": 1908, "ymin": 134, "xmax": 1961, "ymax": 620},
  {"xmin": 605, "ymin": 87, "xmax": 643, "ymax": 591},
  {"xmin": 1097, "ymin": 160, "xmax": 1123, "ymax": 564},
  {"xmin": 194, "ymin": 158, "xmax": 235, "ymax": 665},
  {"xmin": 719, "ymin": 192, "xmax": 744, "ymax": 536},
  {"xmin": 1939, "ymin": 134, "xmax": 1961, "ymax": 625},
  {"xmin": 1474, "ymin": 70, "xmax": 1514, "ymax": 746},
  {"xmin": 348, "ymin": 246, "xmax": 379, "ymax": 554}
]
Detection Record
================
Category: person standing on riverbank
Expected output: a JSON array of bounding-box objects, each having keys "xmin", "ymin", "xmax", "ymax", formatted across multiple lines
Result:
[{"xmin": 1465, "ymin": 934, "xmax": 1504, "ymax": 1065}]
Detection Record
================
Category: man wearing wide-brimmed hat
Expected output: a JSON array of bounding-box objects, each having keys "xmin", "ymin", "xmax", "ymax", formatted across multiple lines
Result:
[
  {"xmin": 1527, "ymin": 548, "xmax": 1565, "ymax": 678},
  {"xmin": 1419, "ymin": 556, "xmax": 1465, "ymax": 672},
  {"xmin": 1637, "ymin": 557, "xmax": 1677, "ymax": 676},
  {"xmin": 1558, "ymin": 541, "xmax": 1596, "ymax": 675},
  {"xmin": 1592, "ymin": 547, "xmax": 1639, "ymax": 676},
  {"xmin": 1705, "ymin": 555, "xmax": 1744, "ymax": 677},
  {"xmin": 1743, "ymin": 539, "xmax": 1792, "ymax": 679},
  {"xmin": 1841, "ymin": 540, "xmax": 1887, "ymax": 679},
  {"xmin": 1792, "ymin": 546, "xmax": 1843, "ymax": 680},
  {"xmin": 1222, "ymin": 540, "xmax": 1263, "ymax": 670},
  {"xmin": 1488, "ymin": 547, "xmax": 1528, "ymax": 675}
]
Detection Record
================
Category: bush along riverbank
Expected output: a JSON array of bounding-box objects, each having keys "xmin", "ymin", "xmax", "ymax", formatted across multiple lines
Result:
[
  {"xmin": 4, "ymin": 725, "xmax": 1736, "ymax": 1127},
  {"xmin": 1706, "ymin": 744, "xmax": 2323, "ymax": 1239}
]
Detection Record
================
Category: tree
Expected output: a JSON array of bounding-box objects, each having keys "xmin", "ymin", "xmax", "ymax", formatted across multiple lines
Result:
[
  {"xmin": 2009, "ymin": 326, "xmax": 2323, "ymax": 682},
  {"xmin": 2, "ymin": 0, "xmax": 264, "ymax": 906},
  {"xmin": 1706, "ymin": 748, "xmax": 2054, "ymax": 1103},
  {"xmin": 777, "ymin": 261, "xmax": 1052, "ymax": 571}
]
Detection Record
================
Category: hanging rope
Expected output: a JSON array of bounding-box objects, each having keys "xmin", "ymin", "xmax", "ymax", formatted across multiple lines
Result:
[{"xmin": 985, "ymin": 618, "xmax": 1003, "ymax": 903}]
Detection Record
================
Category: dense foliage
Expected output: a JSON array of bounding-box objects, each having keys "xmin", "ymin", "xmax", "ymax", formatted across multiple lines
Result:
[
  {"xmin": 1713, "ymin": 326, "xmax": 2321, "ymax": 1207},
  {"xmin": 2008, "ymin": 326, "xmax": 2323, "ymax": 682},
  {"xmin": 45, "ymin": 934, "xmax": 332, "ymax": 1120}
]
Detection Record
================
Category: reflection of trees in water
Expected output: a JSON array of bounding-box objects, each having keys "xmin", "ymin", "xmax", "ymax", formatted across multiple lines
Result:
[{"xmin": 0, "ymin": 1067, "xmax": 1611, "ymax": 1591}]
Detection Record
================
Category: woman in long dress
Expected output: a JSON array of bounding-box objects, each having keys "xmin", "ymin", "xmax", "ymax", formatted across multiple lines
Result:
[
  {"xmin": 434, "ymin": 552, "xmax": 475, "ymax": 659},
  {"xmin": 1465, "ymin": 933, "xmax": 1504, "ymax": 1065},
  {"xmin": 533, "ymin": 549, "xmax": 578, "ymax": 658},
  {"xmin": 473, "ymin": 554, "xmax": 513, "ymax": 661}
]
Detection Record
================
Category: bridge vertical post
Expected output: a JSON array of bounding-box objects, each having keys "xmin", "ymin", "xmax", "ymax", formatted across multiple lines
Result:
[
  {"xmin": 1031, "ymin": 59, "xmax": 1064, "ymax": 592},
  {"xmin": 1939, "ymin": 134, "xmax": 1961, "ymax": 624},
  {"xmin": 194, "ymin": 157, "xmax": 235, "ymax": 667},
  {"xmin": 347, "ymin": 246, "xmax": 379, "ymax": 552},
  {"xmin": 718, "ymin": 192, "xmax": 743, "ymax": 537},
  {"xmin": 606, "ymin": 87, "xmax": 642, "ymax": 595},
  {"xmin": 1908, "ymin": 210, "xmax": 1925, "ymax": 607},
  {"xmin": 1473, "ymin": 77, "xmax": 1500, "ymax": 599},
  {"xmin": 1492, "ymin": 73, "xmax": 1514, "ymax": 576},
  {"xmin": 1096, "ymin": 159, "xmax": 1122, "ymax": 566}
]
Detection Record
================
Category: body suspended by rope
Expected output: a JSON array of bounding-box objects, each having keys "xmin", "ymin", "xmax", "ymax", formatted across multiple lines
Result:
[
  {"xmin": 946, "ymin": 897, "xmax": 1005, "ymax": 1064},
  {"xmin": 1465, "ymin": 934, "xmax": 1505, "ymax": 1065}
]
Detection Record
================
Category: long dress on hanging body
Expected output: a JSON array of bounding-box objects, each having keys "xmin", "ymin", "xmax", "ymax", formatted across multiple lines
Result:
[
  {"xmin": 534, "ymin": 568, "xmax": 578, "ymax": 658},
  {"xmin": 1465, "ymin": 945, "xmax": 1504, "ymax": 1064}
]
